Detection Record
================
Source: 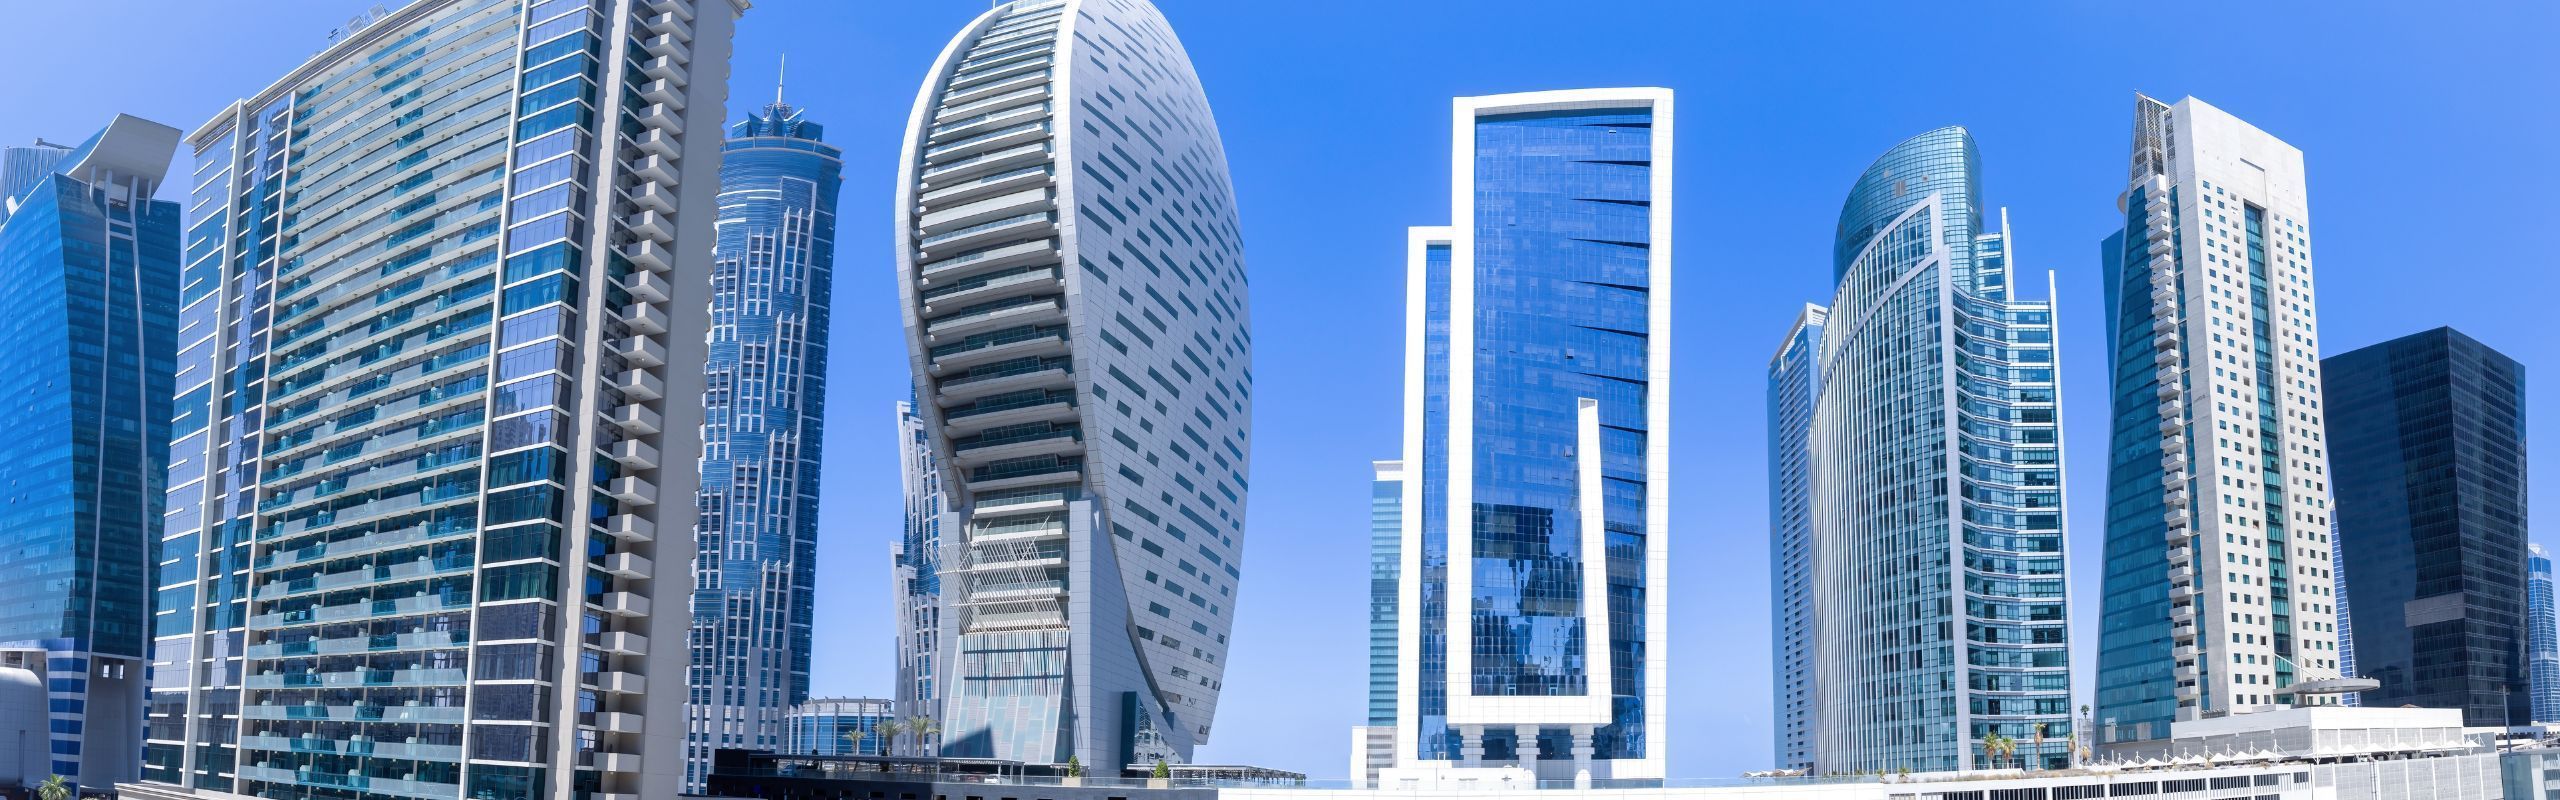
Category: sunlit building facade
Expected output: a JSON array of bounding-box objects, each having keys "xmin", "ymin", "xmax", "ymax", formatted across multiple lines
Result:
[
  {"xmin": 0, "ymin": 115, "xmax": 183, "ymax": 792},
  {"xmin": 1765, "ymin": 303, "xmax": 1824, "ymax": 774},
  {"xmin": 1808, "ymin": 127, "xmax": 2070, "ymax": 773},
  {"xmin": 125, "ymin": 1, "xmax": 743, "ymax": 799},
  {"xmin": 2093, "ymin": 95, "xmax": 2343, "ymax": 746},
  {"xmin": 1391, "ymin": 88, "xmax": 1673, "ymax": 784},
  {"xmin": 2532, "ymin": 545, "xmax": 2558, "ymax": 724},
  {"xmin": 894, "ymin": 0, "xmax": 1254, "ymax": 769},
  {"xmin": 892, "ymin": 399, "xmax": 945, "ymax": 753},
  {"xmin": 684, "ymin": 97, "xmax": 843, "ymax": 791}
]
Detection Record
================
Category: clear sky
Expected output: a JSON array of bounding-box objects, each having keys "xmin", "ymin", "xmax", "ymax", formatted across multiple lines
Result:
[{"xmin": 6, "ymin": 0, "xmax": 2555, "ymax": 780}]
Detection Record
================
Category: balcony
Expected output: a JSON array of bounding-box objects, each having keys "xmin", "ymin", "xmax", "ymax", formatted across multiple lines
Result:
[
  {"xmin": 918, "ymin": 141, "xmax": 1051, "ymax": 187},
  {"xmin": 595, "ymin": 711, "xmax": 645, "ymax": 733},
  {"xmin": 2148, "ymin": 238, "xmax": 2173, "ymax": 257},
  {"xmin": 602, "ymin": 551, "xmax": 653, "ymax": 579},
  {"xmin": 627, "ymin": 209, "xmax": 675, "ymax": 243},
  {"xmin": 591, "ymin": 670, "xmax": 646, "ymax": 695},
  {"xmin": 637, "ymin": 78, "xmax": 684, "ymax": 109},
  {"xmin": 643, "ymin": 11, "xmax": 690, "ymax": 39},
  {"xmin": 599, "ymin": 591, "xmax": 650, "ymax": 618},
  {"xmin": 918, "ymin": 238, "xmax": 1057, "ymax": 281},
  {"xmin": 924, "ymin": 296, "xmax": 1062, "ymax": 342},
  {"xmin": 919, "ymin": 187, "xmax": 1052, "ymax": 235},
  {"xmin": 2166, "ymin": 488, "xmax": 2189, "ymax": 508},
  {"xmin": 606, "ymin": 476, "xmax": 657, "ymax": 505},
  {"xmin": 634, "ymin": 102, "xmax": 686, "ymax": 136},
  {"xmin": 951, "ymin": 424, "xmax": 1080, "ymax": 464},
  {"xmin": 967, "ymin": 456, "xmax": 1081, "ymax": 491},
  {"xmin": 919, "ymin": 164, "xmax": 1051, "ymax": 206},
  {"xmin": 612, "ymin": 405, "xmax": 663, "ymax": 435},
  {"xmin": 937, "ymin": 363, "xmax": 1069, "ymax": 405},
  {"xmin": 593, "ymin": 631, "xmax": 649, "ymax": 656},
  {"xmin": 621, "ymin": 303, "xmax": 669, "ymax": 335},
  {"xmin": 2149, "ymin": 284, "xmax": 2176, "ymax": 305},
  {"xmin": 915, "ymin": 211, "xmax": 1053, "ymax": 258},
  {"xmin": 629, "ymin": 153, "xmax": 679, "ymax": 186},
  {"xmin": 640, "ymin": 54, "xmax": 689, "ymax": 85},
  {"xmin": 615, "ymin": 369, "xmax": 665, "ymax": 401},
  {"xmin": 940, "ymin": 393, "xmax": 1075, "ymax": 436},
  {"xmin": 604, "ymin": 514, "xmax": 656, "ymax": 543},
  {"xmin": 599, "ymin": 752, "xmax": 644, "ymax": 775},
  {"xmin": 640, "ymin": 33, "xmax": 691, "ymax": 62},
  {"xmin": 643, "ymin": 0, "xmax": 693, "ymax": 19},
  {"xmin": 616, "ymin": 336, "xmax": 667, "ymax": 368},
  {"xmin": 629, "ymin": 181, "xmax": 675, "ymax": 214},
  {"xmin": 625, "ymin": 271, "xmax": 671, "ymax": 303},
  {"xmin": 2158, "ymin": 418, "xmax": 2182, "ymax": 436},
  {"xmin": 611, "ymin": 440, "xmax": 660, "ymax": 469}
]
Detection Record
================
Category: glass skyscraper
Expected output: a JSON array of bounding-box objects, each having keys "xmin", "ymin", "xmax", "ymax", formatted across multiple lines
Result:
[
  {"xmin": 2532, "ymin": 545, "xmax": 2558, "ymax": 723},
  {"xmin": 1369, "ymin": 460, "xmax": 1403, "ymax": 728},
  {"xmin": 2324, "ymin": 327, "xmax": 2527, "ymax": 727},
  {"xmin": 1808, "ymin": 127, "xmax": 2069, "ymax": 773},
  {"xmin": 124, "ymin": 2, "xmax": 743, "ymax": 799},
  {"xmin": 1388, "ymin": 88, "xmax": 1672, "ymax": 785},
  {"xmin": 684, "ymin": 97, "xmax": 842, "ymax": 791},
  {"xmin": 895, "ymin": 0, "xmax": 1254, "ymax": 770},
  {"xmin": 2093, "ymin": 95, "xmax": 2343, "ymax": 746},
  {"xmin": 0, "ymin": 115, "xmax": 183, "ymax": 793},
  {"xmin": 891, "ymin": 399, "xmax": 944, "ymax": 753},
  {"xmin": 1764, "ymin": 303, "xmax": 1823, "ymax": 774}
]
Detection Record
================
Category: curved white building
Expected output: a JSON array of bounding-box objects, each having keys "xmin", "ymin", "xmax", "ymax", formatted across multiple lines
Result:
[{"xmin": 893, "ymin": 0, "xmax": 1252, "ymax": 769}]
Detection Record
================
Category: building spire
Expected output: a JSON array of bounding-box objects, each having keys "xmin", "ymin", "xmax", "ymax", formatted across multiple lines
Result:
[{"xmin": 775, "ymin": 53, "xmax": 787, "ymax": 106}]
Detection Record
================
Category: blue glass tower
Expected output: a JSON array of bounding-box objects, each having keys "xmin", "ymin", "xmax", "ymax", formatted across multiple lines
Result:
[
  {"xmin": 0, "ymin": 115, "xmax": 182, "ymax": 793},
  {"xmin": 1369, "ymin": 461, "xmax": 1403, "ymax": 728},
  {"xmin": 686, "ymin": 98, "xmax": 843, "ymax": 790},
  {"xmin": 2325, "ymin": 327, "xmax": 2528, "ymax": 727},
  {"xmin": 2532, "ymin": 545, "xmax": 2558, "ymax": 723},
  {"xmin": 893, "ymin": 399, "xmax": 944, "ymax": 753},
  {"xmin": 1809, "ymin": 127, "xmax": 2070, "ymax": 773},
  {"xmin": 1765, "ymin": 303, "xmax": 1824, "ymax": 774},
  {"xmin": 1392, "ymin": 89, "xmax": 1672, "ymax": 784}
]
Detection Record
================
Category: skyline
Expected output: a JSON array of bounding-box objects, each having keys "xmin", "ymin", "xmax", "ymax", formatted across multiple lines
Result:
[{"xmin": 1, "ymin": 0, "xmax": 2554, "ymax": 782}]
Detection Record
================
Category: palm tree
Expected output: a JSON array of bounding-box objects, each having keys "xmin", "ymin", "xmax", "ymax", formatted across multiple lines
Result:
[
  {"xmin": 841, "ymin": 725, "xmax": 870, "ymax": 756},
  {"xmin": 878, "ymin": 718, "xmax": 907, "ymax": 756},
  {"xmin": 37, "ymin": 775, "xmax": 71, "ymax": 800},
  {"xmin": 2031, "ymin": 724, "xmax": 2048, "ymax": 770},
  {"xmin": 908, "ymin": 715, "xmax": 939, "ymax": 756}
]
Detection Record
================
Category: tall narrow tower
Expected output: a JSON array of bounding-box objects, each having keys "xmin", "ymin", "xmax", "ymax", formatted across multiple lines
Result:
[
  {"xmin": 1765, "ymin": 303, "xmax": 1824, "ymax": 774},
  {"xmin": 1392, "ymin": 88, "xmax": 1673, "ymax": 785},
  {"xmin": 1808, "ymin": 128, "xmax": 2070, "ymax": 774},
  {"xmin": 125, "ymin": 1, "xmax": 744, "ymax": 799},
  {"xmin": 2094, "ymin": 95, "xmax": 2342, "ymax": 745},
  {"xmin": 2531, "ymin": 545, "xmax": 2558, "ymax": 723},
  {"xmin": 685, "ymin": 97, "xmax": 842, "ymax": 790},
  {"xmin": 894, "ymin": 0, "xmax": 1253, "ymax": 769}
]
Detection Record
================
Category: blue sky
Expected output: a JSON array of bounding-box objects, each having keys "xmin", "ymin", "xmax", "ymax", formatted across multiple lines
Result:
[{"xmin": 7, "ymin": 0, "xmax": 2556, "ymax": 780}]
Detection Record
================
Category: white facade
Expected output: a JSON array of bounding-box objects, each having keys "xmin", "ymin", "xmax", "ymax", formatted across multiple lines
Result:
[
  {"xmin": 894, "ymin": 0, "xmax": 1252, "ymax": 769},
  {"xmin": 2131, "ymin": 94, "xmax": 2342, "ymax": 721}
]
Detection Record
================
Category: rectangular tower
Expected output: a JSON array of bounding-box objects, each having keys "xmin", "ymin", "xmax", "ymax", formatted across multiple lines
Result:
[
  {"xmin": 1368, "ymin": 460, "xmax": 1403, "ymax": 727},
  {"xmin": 124, "ymin": 2, "xmax": 742, "ymax": 799},
  {"xmin": 891, "ymin": 399, "xmax": 944, "ymax": 753},
  {"xmin": 2532, "ymin": 545, "xmax": 2558, "ymax": 723},
  {"xmin": 2325, "ymin": 327, "xmax": 2527, "ymax": 726},
  {"xmin": 1393, "ymin": 89, "xmax": 1673, "ymax": 785},
  {"xmin": 2095, "ymin": 94, "xmax": 2342, "ymax": 745},
  {"xmin": 1764, "ymin": 303, "xmax": 1824, "ymax": 774},
  {"xmin": 0, "ymin": 116, "xmax": 183, "ymax": 793}
]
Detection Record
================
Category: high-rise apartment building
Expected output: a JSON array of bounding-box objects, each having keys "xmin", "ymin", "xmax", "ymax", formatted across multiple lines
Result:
[
  {"xmin": 684, "ymin": 96, "xmax": 843, "ymax": 791},
  {"xmin": 1387, "ymin": 88, "xmax": 1672, "ymax": 785},
  {"xmin": 123, "ymin": 2, "xmax": 741, "ymax": 799},
  {"xmin": 891, "ymin": 399, "xmax": 945, "ymax": 750},
  {"xmin": 894, "ymin": 0, "xmax": 1254, "ymax": 769},
  {"xmin": 2325, "ymin": 327, "xmax": 2528, "ymax": 727},
  {"xmin": 1369, "ymin": 460, "xmax": 1403, "ymax": 728},
  {"xmin": 1807, "ymin": 127, "xmax": 2070, "ymax": 773},
  {"xmin": 0, "ymin": 115, "xmax": 183, "ymax": 792},
  {"xmin": 2531, "ymin": 545, "xmax": 2558, "ymax": 723},
  {"xmin": 1765, "ymin": 303, "xmax": 1824, "ymax": 774},
  {"xmin": 2094, "ymin": 95, "xmax": 2343, "ymax": 746}
]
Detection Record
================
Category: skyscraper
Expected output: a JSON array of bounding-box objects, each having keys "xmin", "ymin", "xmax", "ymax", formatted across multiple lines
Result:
[
  {"xmin": 1369, "ymin": 460, "xmax": 1403, "ymax": 728},
  {"xmin": 2325, "ymin": 327, "xmax": 2527, "ymax": 727},
  {"xmin": 1389, "ymin": 88, "xmax": 1672, "ymax": 785},
  {"xmin": 2531, "ymin": 545, "xmax": 2558, "ymax": 723},
  {"xmin": 124, "ymin": 2, "xmax": 742, "ymax": 799},
  {"xmin": 892, "ymin": 399, "xmax": 944, "ymax": 752},
  {"xmin": 1808, "ymin": 127, "xmax": 2070, "ymax": 773},
  {"xmin": 685, "ymin": 95, "xmax": 843, "ymax": 791},
  {"xmin": 2094, "ymin": 94, "xmax": 2343, "ymax": 746},
  {"xmin": 0, "ymin": 115, "xmax": 183, "ymax": 792},
  {"xmin": 894, "ymin": 0, "xmax": 1253, "ymax": 769},
  {"xmin": 1765, "ymin": 303, "xmax": 1824, "ymax": 774}
]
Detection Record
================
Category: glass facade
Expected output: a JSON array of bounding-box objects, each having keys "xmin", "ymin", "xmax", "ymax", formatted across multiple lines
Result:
[
  {"xmin": 2325, "ymin": 327, "xmax": 2528, "ymax": 727},
  {"xmin": 892, "ymin": 399, "xmax": 944, "ymax": 753},
  {"xmin": 2094, "ymin": 95, "xmax": 2341, "ymax": 745},
  {"xmin": 897, "ymin": 0, "xmax": 1253, "ymax": 770},
  {"xmin": 1395, "ymin": 90, "xmax": 1670, "ymax": 782},
  {"xmin": 2532, "ymin": 545, "xmax": 2558, "ymax": 723},
  {"xmin": 783, "ymin": 698, "xmax": 893, "ymax": 757},
  {"xmin": 685, "ymin": 99, "xmax": 843, "ymax": 791},
  {"xmin": 1809, "ymin": 127, "xmax": 2068, "ymax": 773},
  {"xmin": 1765, "ymin": 304, "xmax": 1824, "ymax": 774},
  {"xmin": 138, "ymin": 2, "xmax": 741, "ymax": 799},
  {"xmin": 1368, "ymin": 462, "xmax": 1402, "ymax": 727},
  {"xmin": 0, "ymin": 117, "xmax": 183, "ymax": 791}
]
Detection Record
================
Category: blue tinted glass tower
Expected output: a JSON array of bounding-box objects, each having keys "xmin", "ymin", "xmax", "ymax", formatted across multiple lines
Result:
[
  {"xmin": 896, "ymin": 0, "xmax": 1255, "ymax": 770},
  {"xmin": 1765, "ymin": 303, "xmax": 1824, "ymax": 774},
  {"xmin": 2532, "ymin": 545, "xmax": 2558, "ymax": 723},
  {"xmin": 0, "ymin": 115, "xmax": 182, "ymax": 793},
  {"xmin": 130, "ymin": 3, "xmax": 744, "ymax": 799},
  {"xmin": 1370, "ymin": 460, "xmax": 1403, "ymax": 728},
  {"xmin": 893, "ymin": 399, "xmax": 945, "ymax": 753},
  {"xmin": 685, "ymin": 98, "xmax": 843, "ymax": 791},
  {"xmin": 1809, "ymin": 128, "xmax": 2070, "ymax": 773},
  {"xmin": 1391, "ymin": 89, "xmax": 1672, "ymax": 784},
  {"xmin": 2325, "ymin": 327, "xmax": 2527, "ymax": 727}
]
